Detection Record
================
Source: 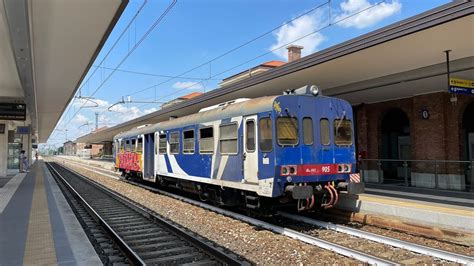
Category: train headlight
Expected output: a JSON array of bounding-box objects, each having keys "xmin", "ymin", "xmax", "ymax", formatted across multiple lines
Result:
[
  {"xmin": 281, "ymin": 166, "xmax": 289, "ymax": 175},
  {"xmin": 289, "ymin": 166, "xmax": 296, "ymax": 175},
  {"xmin": 344, "ymin": 164, "xmax": 350, "ymax": 172}
]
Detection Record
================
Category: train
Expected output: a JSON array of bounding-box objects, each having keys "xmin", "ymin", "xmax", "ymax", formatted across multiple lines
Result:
[{"xmin": 113, "ymin": 85, "xmax": 364, "ymax": 211}]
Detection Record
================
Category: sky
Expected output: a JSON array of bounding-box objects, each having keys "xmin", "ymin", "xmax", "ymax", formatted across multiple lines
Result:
[{"xmin": 45, "ymin": 0, "xmax": 452, "ymax": 147}]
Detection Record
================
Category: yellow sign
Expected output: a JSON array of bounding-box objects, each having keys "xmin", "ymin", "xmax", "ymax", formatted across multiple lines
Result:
[{"xmin": 449, "ymin": 78, "xmax": 474, "ymax": 89}]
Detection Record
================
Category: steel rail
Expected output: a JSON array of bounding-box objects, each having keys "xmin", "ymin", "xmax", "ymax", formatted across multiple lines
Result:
[
  {"xmin": 53, "ymin": 159, "xmax": 394, "ymax": 264},
  {"xmin": 48, "ymin": 161, "xmax": 246, "ymax": 266},
  {"xmin": 277, "ymin": 212, "xmax": 474, "ymax": 265},
  {"xmin": 56, "ymin": 159, "xmax": 472, "ymax": 265},
  {"xmin": 46, "ymin": 162, "xmax": 145, "ymax": 265}
]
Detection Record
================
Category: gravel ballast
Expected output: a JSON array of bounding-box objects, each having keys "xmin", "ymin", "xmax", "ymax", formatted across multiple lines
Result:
[{"xmin": 52, "ymin": 159, "xmax": 359, "ymax": 264}]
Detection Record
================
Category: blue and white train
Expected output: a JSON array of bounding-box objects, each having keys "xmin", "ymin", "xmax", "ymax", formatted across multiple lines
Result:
[{"xmin": 113, "ymin": 86, "xmax": 364, "ymax": 211}]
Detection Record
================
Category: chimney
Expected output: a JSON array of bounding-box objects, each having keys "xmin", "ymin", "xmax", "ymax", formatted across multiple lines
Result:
[{"xmin": 287, "ymin": 45, "xmax": 303, "ymax": 62}]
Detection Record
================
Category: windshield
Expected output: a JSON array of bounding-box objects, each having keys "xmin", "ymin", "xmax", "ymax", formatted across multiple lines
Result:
[
  {"xmin": 334, "ymin": 119, "xmax": 353, "ymax": 146},
  {"xmin": 277, "ymin": 117, "xmax": 298, "ymax": 146}
]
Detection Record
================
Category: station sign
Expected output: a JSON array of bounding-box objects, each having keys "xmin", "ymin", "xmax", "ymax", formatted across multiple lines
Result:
[
  {"xmin": 449, "ymin": 78, "xmax": 474, "ymax": 95},
  {"xmin": 0, "ymin": 103, "xmax": 26, "ymax": 120}
]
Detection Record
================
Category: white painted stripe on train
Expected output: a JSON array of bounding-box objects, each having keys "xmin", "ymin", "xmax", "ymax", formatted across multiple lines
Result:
[{"xmin": 168, "ymin": 155, "xmax": 187, "ymax": 175}]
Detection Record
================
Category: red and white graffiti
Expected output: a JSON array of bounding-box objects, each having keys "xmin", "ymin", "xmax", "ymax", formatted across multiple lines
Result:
[{"xmin": 118, "ymin": 152, "xmax": 142, "ymax": 172}]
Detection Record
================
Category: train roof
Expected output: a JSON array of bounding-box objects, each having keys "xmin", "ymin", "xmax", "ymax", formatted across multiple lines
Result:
[{"xmin": 114, "ymin": 95, "xmax": 279, "ymax": 139}]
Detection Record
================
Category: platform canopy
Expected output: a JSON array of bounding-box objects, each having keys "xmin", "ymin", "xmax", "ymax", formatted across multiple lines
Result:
[
  {"xmin": 78, "ymin": 1, "xmax": 473, "ymax": 144},
  {"xmin": 0, "ymin": 0, "xmax": 128, "ymax": 142}
]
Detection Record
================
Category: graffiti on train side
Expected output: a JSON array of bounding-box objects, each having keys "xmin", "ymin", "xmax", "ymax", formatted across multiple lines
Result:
[{"xmin": 118, "ymin": 152, "xmax": 142, "ymax": 172}]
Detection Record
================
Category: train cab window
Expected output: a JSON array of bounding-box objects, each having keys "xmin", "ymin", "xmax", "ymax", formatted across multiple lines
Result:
[
  {"xmin": 320, "ymin": 119, "xmax": 330, "ymax": 145},
  {"xmin": 183, "ymin": 130, "xmax": 195, "ymax": 154},
  {"xmin": 219, "ymin": 123, "xmax": 238, "ymax": 155},
  {"xmin": 259, "ymin": 117, "xmax": 273, "ymax": 152},
  {"xmin": 137, "ymin": 138, "xmax": 143, "ymax": 153},
  {"xmin": 170, "ymin": 132, "xmax": 180, "ymax": 154},
  {"xmin": 121, "ymin": 141, "xmax": 125, "ymax": 152},
  {"xmin": 246, "ymin": 120, "xmax": 255, "ymax": 152},
  {"xmin": 303, "ymin": 117, "xmax": 313, "ymax": 145},
  {"xmin": 277, "ymin": 117, "xmax": 298, "ymax": 146},
  {"xmin": 334, "ymin": 119, "xmax": 353, "ymax": 146},
  {"xmin": 125, "ymin": 140, "xmax": 131, "ymax": 152},
  {"xmin": 132, "ymin": 139, "xmax": 137, "ymax": 152},
  {"xmin": 158, "ymin": 134, "xmax": 167, "ymax": 154},
  {"xmin": 199, "ymin": 127, "xmax": 214, "ymax": 154}
]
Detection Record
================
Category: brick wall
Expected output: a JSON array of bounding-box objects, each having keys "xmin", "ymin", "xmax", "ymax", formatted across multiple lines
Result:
[{"xmin": 356, "ymin": 92, "xmax": 474, "ymax": 162}]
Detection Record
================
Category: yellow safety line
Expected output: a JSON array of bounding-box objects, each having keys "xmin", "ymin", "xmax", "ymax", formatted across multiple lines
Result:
[
  {"xmin": 23, "ymin": 164, "xmax": 57, "ymax": 265},
  {"xmin": 359, "ymin": 195, "xmax": 474, "ymax": 217}
]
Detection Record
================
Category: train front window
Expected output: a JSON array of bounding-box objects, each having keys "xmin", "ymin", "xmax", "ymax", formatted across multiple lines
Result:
[
  {"xmin": 303, "ymin": 117, "xmax": 313, "ymax": 145},
  {"xmin": 259, "ymin": 117, "xmax": 273, "ymax": 152},
  {"xmin": 277, "ymin": 117, "xmax": 298, "ymax": 146},
  {"xmin": 334, "ymin": 119, "xmax": 353, "ymax": 146},
  {"xmin": 320, "ymin": 119, "xmax": 330, "ymax": 145}
]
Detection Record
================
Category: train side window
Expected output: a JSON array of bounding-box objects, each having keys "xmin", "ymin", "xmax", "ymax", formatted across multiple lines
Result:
[
  {"xmin": 259, "ymin": 117, "xmax": 273, "ymax": 152},
  {"xmin": 199, "ymin": 127, "xmax": 214, "ymax": 154},
  {"xmin": 170, "ymin": 132, "xmax": 180, "ymax": 154},
  {"xmin": 137, "ymin": 138, "xmax": 143, "ymax": 153},
  {"xmin": 132, "ymin": 139, "xmax": 137, "ymax": 152},
  {"xmin": 320, "ymin": 118, "xmax": 330, "ymax": 145},
  {"xmin": 120, "ymin": 140, "xmax": 125, "ymax": 152},
  {"xmin": 158, "ymin": 134, "xmax": 167, "ymax": 154},
  {"xmin": 125, "ymin": 140, "xmax": 131, "ymax": 152},
  {"xmin": 219, "ymin": 123, "xmax": 238, "ymax": 155},
  {"xmin": 303, "ymin": 117, "xmax": 313, "ymax": 145},
  {"xmin": 334, "ymin": 119, "xmax": 353, "ymax": 146},
  {"xmin": 183, "ymin": 129, "xmax": 195, "ymax": 154},
  {"xmin": 277, "ymin": 117, "xmax": 298, "ymax": 146},
  {"xmin": 246, "ymin": 120, "xmax": 255, "ymax": 152}
]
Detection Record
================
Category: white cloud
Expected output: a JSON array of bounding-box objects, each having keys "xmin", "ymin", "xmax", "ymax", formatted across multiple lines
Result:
[
  {"xmin": 73, "ymin": 114, "xmax": 89, "ymax": 125},
  {"xmin": 144, "ymin": 108, "xmax": 158, "ymax": 114},
  {"xmin": 270, "ymin": 12, "xmax": 326, "ymax": 60},
  {"xmin": 335, "ymin": 0, "xmax": 401, "ymax": 29},
  {"xmin": 172, "ymin": 81, "xmax": 204, "ymax": 90}
]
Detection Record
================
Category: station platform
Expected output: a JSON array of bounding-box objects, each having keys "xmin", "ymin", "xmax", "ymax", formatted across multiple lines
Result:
[
  {"xmin": 337, "ymin": 192, "xmax": 474, "ymax": 244},
  {"xmin": 0, "ymin": 160, "xmax": 101, "ymax": 265}
]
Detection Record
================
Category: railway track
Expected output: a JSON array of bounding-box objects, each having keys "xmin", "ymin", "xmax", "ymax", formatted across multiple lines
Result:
[
  {"xmin": 46, "ymin": 162, "xmax": 245, "ymax": 265},
  {"xmin": 53, "ymin": 158, "xmax": 473, "ymax": 265}
]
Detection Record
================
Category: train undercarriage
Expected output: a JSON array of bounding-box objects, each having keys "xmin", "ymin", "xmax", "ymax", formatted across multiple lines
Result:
[{"xmin": 118, "ymin": 168, "xmax": 364, "ymax": 212}]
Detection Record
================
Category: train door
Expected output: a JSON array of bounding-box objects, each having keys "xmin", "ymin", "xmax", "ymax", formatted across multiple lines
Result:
[
  {"xmin": 243, "ymin": 116, "xmax": 258, "ymax": 183},
  {"xmin": 143, "ymin": 134, "xmax": 155, "ymax": 181}
]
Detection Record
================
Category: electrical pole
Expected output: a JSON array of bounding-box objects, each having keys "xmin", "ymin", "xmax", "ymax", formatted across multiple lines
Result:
[{"xmin": 95, "ymin": 112, "xmax": 99, "ymax": 131}]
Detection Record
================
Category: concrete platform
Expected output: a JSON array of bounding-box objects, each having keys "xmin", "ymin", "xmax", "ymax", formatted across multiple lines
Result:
[
  {"xmin": 0, "ymin": 160, "xmax": 101, "ymax": 265},
  {"xmin": 337, "ymin": 192, "xmax": 474, "ymax": 234}
]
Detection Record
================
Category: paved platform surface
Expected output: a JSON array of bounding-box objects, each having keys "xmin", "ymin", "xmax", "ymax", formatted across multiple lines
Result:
[
  {"xmin": 338, "ymin": 192, "xmax": 474, "ymax": 233},
  {"xmin": 0, "ymin": 161, "xmax": 101, "ymax": 265}
]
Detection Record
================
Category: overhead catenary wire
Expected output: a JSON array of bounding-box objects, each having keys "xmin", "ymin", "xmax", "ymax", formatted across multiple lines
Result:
[
  {"xmin": 127, "ymin": 0, "xmax": 331, "ymax": 97},
  {"xmin": 92, "ymin": 65, "xmax": 221, "ymax": 80},
  {"xmin": 134, "ymin": 0, "xmax": 387, "ymax": 109},
  {"xmin": 58, "ymin": 0, "xmax": 177, "ymax": 132},
  {"xmin": 56, "ymin": 1, "xmax": 148, "ymax": 128}
]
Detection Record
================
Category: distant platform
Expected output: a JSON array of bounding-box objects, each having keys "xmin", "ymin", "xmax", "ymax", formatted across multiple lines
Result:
[{"xmin": 0, "ymin": 161, "xmax": 101, "ymax": 265}]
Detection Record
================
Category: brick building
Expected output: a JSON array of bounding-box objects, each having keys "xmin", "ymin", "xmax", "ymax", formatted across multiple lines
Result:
[{"xmin": 356, "ymin": 92, "xmax": 474, "ymax": 190}]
